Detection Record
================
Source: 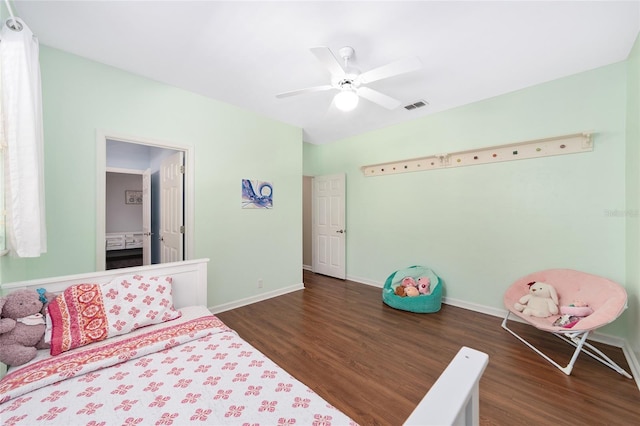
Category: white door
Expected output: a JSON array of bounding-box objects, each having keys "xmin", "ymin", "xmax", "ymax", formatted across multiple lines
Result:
[
  {"xmin": 312, "ymin": 173, "xmax": 346, "ymax": 279},
  {"xmin": 160, "ymin": 151, "xmax": 184, "ymax": 263},
  {"xmin": 142, "ymin": 169, "xmax": 151, "ymax": 265}
]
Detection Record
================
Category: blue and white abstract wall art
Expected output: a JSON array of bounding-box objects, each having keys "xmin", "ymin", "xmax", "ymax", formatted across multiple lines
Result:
[{"xmin": 242, "ymin": 179, "xmax": 273, "ymax": 209}]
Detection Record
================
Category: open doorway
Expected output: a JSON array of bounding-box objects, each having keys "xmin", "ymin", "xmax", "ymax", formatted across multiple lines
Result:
[
  {"xmin": 96, "ymin": 131, "xmax": 194, "ymax": 271},
  {"xmin": 105, "ymin": 169, "xmax": 146, "ymax": 269}
]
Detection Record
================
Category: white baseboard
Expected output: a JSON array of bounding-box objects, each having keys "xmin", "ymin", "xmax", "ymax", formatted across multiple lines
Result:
[
  {"xmin": 623, "ymin": 345, "xmax": 640, "ymax": 391},
  {"xmin": 210, "ymin": 283, "xmax": 304, "ymax": 314},
  {"xmin": 442, "ymin": 296, "xmax": 506, "ymax": 319},
  {"xmin": 346, "ymin": 273, "xmax": 383, "ymax": 287},
  {"xmin": 349, "ymin": 276, "xmax": 639, "ymax": 387},
  {"xmin": 443, "ymin": 296, "xmax": 633, "ymax": 348},
  {"xmin": 303, "ymin": 264, "xmax": 312, "ymax": 271}
]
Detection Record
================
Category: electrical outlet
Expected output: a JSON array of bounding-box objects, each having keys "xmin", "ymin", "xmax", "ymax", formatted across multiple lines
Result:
[{"xmin": 257, "ymin": 278, "xmax": 263, "ymax": 288}]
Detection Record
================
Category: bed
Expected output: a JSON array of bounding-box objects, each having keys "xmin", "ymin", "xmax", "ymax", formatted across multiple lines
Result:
[{"xmin": 0, "ymin": 259, "xmax": 488, "ymax": 425}]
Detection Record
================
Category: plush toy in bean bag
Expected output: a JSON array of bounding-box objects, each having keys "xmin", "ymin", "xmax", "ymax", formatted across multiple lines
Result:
[
  {"xmin": 404, "ymin": 286, "xmax": 419, "ymax": 297},
  {"xmin": 394, "ymin": 286, "xmax": 406, "ymax": 297},
  {"xmin": 402, "ymin": 277, "xmax": 416, "ymax": 288},
  {"xmin": 0, "ymin": 288, "xmax": 54, "ymax": 366},
  {"xmin": 417, "ymin": 277, "xmax": 431, "ymax": 295},
  {"xmin": 514, "ymin": 281, "xmax": 559, "ymax": 318}
]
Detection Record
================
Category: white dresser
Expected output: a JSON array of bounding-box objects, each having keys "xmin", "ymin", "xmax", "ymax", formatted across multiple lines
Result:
[
  {"xmin": 105, "ymin": 232, "xmax": 144, "ymax": 270},
  {"xmin": 106, "ymin": 232, "xmax": 144, "ymax": 250}
]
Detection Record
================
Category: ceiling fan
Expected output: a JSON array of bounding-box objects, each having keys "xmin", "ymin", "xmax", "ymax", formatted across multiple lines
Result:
[{"xmin": 276, "ymin": 46, "xmax": 422, "ymax": 112}]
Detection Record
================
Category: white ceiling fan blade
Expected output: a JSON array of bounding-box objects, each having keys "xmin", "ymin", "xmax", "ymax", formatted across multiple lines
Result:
[
  {"xmin": 310, "ymin": 46, "xmax": 345, "ymax": 77},
  {"xmin": 358, "ymin": 57, "xmax": 422, "ymax": 84},
  {"xmin": 276, "ymin": 85, "xmax": 334, "ymax": 99},
  {"xmin": 357, "ymin": 87, "xmax": 402, "ymax": 110}
]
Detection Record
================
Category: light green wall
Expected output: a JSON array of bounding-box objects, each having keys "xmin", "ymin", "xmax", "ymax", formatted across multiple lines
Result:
[
  {"xmin": 0, "ymin": 0, "xmax": 7, "ymax": 286},
  {"xmin": 625, "ymin": 33, "xmax": 640, "ymax": 354},
  {"xmin": 0, "ymin": 46, "xmax": 303, "ymax": 309},
  {"xmin": 305, "ymin": 62, "xmax": 629, "ymax": 338},
  {"xmin": 1, "ymin": 33, "xmax": 635, "ymax": 343}
]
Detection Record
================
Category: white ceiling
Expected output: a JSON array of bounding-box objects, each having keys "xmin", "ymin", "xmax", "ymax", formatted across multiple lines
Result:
[{"xmin": 10, "ymin": 1, "xmax": 640, "ymax": 144}]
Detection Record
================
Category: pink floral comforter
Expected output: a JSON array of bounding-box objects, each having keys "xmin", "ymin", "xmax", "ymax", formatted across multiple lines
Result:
[{"xmin": 0, "ymin": 307, "xmax": 356, "ymax": 426}]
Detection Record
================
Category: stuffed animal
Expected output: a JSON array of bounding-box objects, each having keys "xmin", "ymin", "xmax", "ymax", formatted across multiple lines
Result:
[
  {"xmin": 401, "ymin": 277, "xmax": 416, "ymax": 288},
  {"xmin": 404, "ymin": 286, "xmax": 420, "ymax": 297},
  {"xmin": 514, "ymin": 281, "xmax": 559, "ymax": 317},
  {"xmin": 0, "ymin": 288, "xmax": 54, "ymax": 366},
  {"xmin": 394, "ymin": 285, "xmax": 406, "ymax": 297},
  {"xmin": 417, "ymin": 277, "xmax": 431, "ymax": 295},
  {"xmin": 560, "ymin": 300, "xmax": 593, "ymax": 317}
]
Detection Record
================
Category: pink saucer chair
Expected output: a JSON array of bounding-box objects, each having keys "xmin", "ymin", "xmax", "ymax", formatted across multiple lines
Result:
[{"xmin": 502, "ymin": 269, "xmax": 632, "ymax": 378}]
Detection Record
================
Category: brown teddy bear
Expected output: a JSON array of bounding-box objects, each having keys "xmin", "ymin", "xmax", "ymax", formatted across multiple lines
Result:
[{"xmin": 0, "ymin": 288, "xmax": 54, "ymax": 366}]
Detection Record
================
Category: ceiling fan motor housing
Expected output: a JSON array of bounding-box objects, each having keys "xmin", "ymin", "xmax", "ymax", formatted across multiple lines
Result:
[{"xmin": 337, "ymin": 78, "xmax": 357, "ymax": 90}]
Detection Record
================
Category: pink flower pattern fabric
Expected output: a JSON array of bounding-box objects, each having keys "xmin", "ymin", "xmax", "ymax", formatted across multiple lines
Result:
[
  {"xmin": 47, "ymin": 274, "xmax": 181, "ymax": 355},
  {"xmin": 47, "ymin": 283, "xmax": 110, "ymax": 355},
  {"xmin": 0, "ymin": 307, "xmax": 357, "ymax": 425}
]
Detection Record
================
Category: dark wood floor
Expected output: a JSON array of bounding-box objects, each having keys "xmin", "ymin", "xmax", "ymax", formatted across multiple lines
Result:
[{"xmin": 216, "ymin": 271, "xmax": 640, "ymax": 425}]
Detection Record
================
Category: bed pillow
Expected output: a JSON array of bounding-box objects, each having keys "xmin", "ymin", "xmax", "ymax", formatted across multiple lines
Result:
[{"xmin": 48, "ymin": 274, "xmax": 181, "ymax": 355}]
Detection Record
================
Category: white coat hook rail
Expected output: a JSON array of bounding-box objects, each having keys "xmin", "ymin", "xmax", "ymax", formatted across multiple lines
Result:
[
  {"xmin": 361, "ymin": 132, "xmax": 593, "ymax": 177},
  {"xmin": 3, "ymin": 0, "xmax": 23, "ymax": 32}
]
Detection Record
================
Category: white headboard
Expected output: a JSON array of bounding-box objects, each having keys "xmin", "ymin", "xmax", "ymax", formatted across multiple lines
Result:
[
  {"xmin": 0, "ymin": 258, "xmax": 209, "ymax": 309},
  {"xmin": 0, "ymin": 259, "xmax": 209, "ymax": 379}
]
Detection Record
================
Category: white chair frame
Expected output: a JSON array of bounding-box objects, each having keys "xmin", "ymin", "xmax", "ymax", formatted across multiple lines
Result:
[{"xmin": 501, "ymin": 311, "xmax": 632, "ymax": 378}]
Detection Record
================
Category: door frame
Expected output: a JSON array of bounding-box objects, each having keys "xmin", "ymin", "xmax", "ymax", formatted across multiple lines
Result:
[{"xmin": 96, "ymin": 129, "xmax": 194, "ymax": 271}]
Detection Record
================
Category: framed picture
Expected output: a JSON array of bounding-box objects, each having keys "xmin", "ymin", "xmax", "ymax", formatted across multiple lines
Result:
[
  {"xmin": 242, "ymin": 179, "xmax": 273, "ymax": 209},
  {"xmin": 125, "ymin": 190, "xmax": 143, "ymax": 205}
]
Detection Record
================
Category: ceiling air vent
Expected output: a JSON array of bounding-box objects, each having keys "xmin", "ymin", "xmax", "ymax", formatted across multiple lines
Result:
[{"xmin": 404, "ymin": 100, "xmax": 429, "ymax": 111}]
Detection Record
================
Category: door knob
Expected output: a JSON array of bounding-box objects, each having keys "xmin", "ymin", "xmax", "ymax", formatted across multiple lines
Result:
[{"xmin": 336, "ymin": 229, "xmax": 345, "ymax": 234}]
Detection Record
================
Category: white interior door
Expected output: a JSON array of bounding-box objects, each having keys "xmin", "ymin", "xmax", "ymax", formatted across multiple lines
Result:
[
  {"xmin": 160, "ymin": 151, "xmax": 184, "ymax": 263},
  {"xmin": 312, "ymin": 173, "xmax": 346, "ymax": 279},
  {"xmin": 142, "ymin": 169, "xmax": 151, "ymax": 265}
]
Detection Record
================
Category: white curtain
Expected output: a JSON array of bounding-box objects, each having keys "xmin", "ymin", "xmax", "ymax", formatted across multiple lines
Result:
[{"xmin": 0, "ymin": 17, "xmax": 46, "ymax": 257}]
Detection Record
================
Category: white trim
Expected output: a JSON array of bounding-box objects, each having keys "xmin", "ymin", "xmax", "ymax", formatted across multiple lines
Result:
[
  {"xmin": 106, "ymin": 167, "xmax": 145, "ymax": 175},
  {"xmin": 351, "ymin": 276, "xmax": 638, "ymax": 386},
  {"xmin": 446, "ymin": 296, "xmax": 638, "ymax": 385},
  {"xmin": 444, "ymin": 295, "xmax": 630, "ymax": 347},
  {"xmin": 96, "ymin": 130, "xmax": 106, "ymax": 270},
  {"xmin": 96, "ymin": 129, "xmax": 195, "ymax": 270},
  {"xmin": 442, "ymin": 296, "xmax": 507, "ymax": 319},
  {"xmin": 210, "ymin": 283, "xmax": 304, "ymax": 314},
  {"xmin": 346, "ymin": 273, "xmax": 382, "ymax": 288},
  {"xmin": 623, "ymin": 343, "xmax": 640, "ymax": 391}
]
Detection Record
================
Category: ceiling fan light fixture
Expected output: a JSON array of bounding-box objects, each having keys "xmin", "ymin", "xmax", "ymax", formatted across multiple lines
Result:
[{"xmin": 334, "ymin": 89, "xmax": 359, "ymax": 111}]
